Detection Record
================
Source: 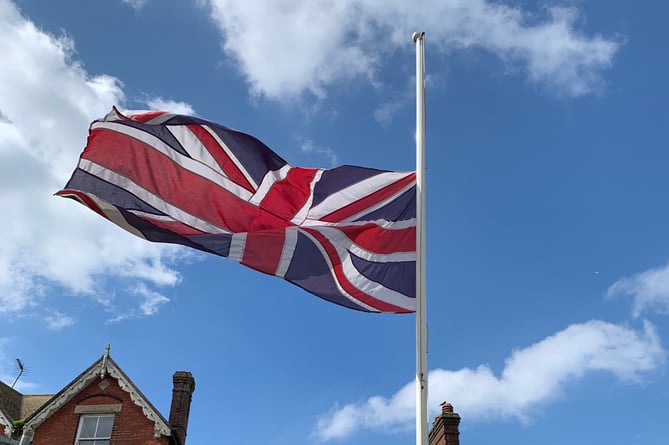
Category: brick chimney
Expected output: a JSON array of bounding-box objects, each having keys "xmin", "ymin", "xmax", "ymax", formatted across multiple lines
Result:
[
  {"xmin": 428, "ymin": 402, "xmax": 461, "ymax": 445},
  {"xmin": 169, "ymin": 371, "xmax": 196, "ymax": 445}
]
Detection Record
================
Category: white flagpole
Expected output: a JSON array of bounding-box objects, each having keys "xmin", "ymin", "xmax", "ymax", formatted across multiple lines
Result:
[{"xmin": 412, "ymin": 31, "xmax": 428, "ymax": 445}]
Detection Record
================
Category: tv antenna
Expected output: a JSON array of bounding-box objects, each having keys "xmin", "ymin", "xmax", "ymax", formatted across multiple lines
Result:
[{"xmin": 11, "ymin": 359, "xmax": 25, "ymax": 389}]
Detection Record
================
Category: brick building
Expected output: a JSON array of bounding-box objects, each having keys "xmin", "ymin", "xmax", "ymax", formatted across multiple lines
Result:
[
  {"xmin": 2, "ymin": 347, "xmax": 461, "ymax": 445},
  {"xmin": 0, "ymin": 347, "xmax": 195, "ymax": 445}
]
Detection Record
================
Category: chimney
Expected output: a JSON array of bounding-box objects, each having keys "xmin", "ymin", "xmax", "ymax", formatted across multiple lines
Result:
[
  {"xmin": 169, "ymin": 371, "xmax": 196, "ymax": 445},
  {"xmin": 428, "ymin": 402, "xmax": 461, "ymax": 445}
]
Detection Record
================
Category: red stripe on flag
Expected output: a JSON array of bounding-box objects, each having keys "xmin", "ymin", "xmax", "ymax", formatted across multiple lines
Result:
[
  {"xmin": 188, "ymin": 125, "xmax": 256, "ymax": 193},
  {"xmin": 84, "ymin": 128, "xmax": 289, "ymax": 233},
  {"xmin": 241, "ymin": 229, "xmax": 286, "ymax": 275},
  {"xmin": 128, "ymin": 110, "xmax": 168, "ymax": 123},
  {"xmin": 320, "ymin": 173, "xmax": 416, "ymax": 222},
  {"xmin": 136, "ymin": 215, "xmax": 208, "ymax": 237},
  {"xmin": 259, "ymin": 167, "xmax": 318, "ymax": 222},
  {"xmin": 304, "ymin": 228, "xmax": 412, "ymax": 313},
  {"xmin": 338, "ymin": 223, "xmax": 416, "ymax": 254},
  {"xmin": 55, "ymin": 190, "xmax": 106, "ymax": 219}
]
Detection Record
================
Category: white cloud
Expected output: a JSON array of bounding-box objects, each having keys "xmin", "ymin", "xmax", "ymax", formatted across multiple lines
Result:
[
  {"xmin": 0, "ymin": 0, "xmax": 188, "ymax": 315},
  {"xmin": 313, "ymin": 320, "xmax": 664, "ymax": 441},
  {"xmin": 102, "ymin": 283, "xmax": 170, "ymax": 323},
  {"xmin": 45, "ymin": 310, "xmax": 75, "ymax": 330},
  {"xmin": 607, "ymin": 263, "xmax": 669, "ymax": 317},
  {"xmin": 134, "ymin": 283, "xmax": 170, "ymax": 316},
  {"xmin": 204, "ymin": 0, "xmax": 376, "ymax": 100},
  {"xmin": 373, "ymin": 99, "xmax": 405, "ymax": 126},
  {"xmin": 120, "ymin": 0, "xmax": 148, "ymax": 11},
  {"xmin": 146, "ymin": 97, "xmax": 196, "ymax": 116},
  {"xmin": 204, "ymin": 0, "xmax": 619, "ymax": 100},
  {"xmin": 300, "ymin": 138, "xmax": 339, "ymax": 167}
]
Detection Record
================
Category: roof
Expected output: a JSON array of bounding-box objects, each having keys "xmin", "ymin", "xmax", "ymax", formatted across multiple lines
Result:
[
  {"xmin": 0, "ymin": 381, "xmax": 21, "ymax": 433},
  {"xmin": 0, "ymin": 380, "xmax": 54, "ymax": 437},
  {"xmin": 18, "ymin": 395, "xmax": 52, "ymax": 420},
  {"xmin": 22, "ymin": 353, "xmax": 172, "ymax": 439}
]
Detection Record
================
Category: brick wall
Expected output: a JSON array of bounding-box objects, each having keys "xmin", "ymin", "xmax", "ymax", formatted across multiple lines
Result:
[
  {"xmin": 31, "ymin": 377, "xmax": 169, "ymax": 445},
  {"xmin": 428, "ymin": 402, "xmax": 461, "ymax": 445},
  {"xmin": 168, "ymin": 372, "xmax": 195, "ymax": 445}
]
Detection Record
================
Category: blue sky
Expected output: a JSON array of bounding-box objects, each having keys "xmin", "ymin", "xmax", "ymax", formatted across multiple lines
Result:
[{"xmin": 1, "ymin": 0, "xmax": 668, "ymax": 444}]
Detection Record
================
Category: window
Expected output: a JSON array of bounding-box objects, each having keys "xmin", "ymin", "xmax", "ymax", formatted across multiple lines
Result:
[{"xmin": 74, "ymin": 414, "xmax": 114, "ymax": 445}]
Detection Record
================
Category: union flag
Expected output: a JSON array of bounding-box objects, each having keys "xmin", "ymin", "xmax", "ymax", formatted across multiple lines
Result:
[{"xmin": 57, "ymin": 108, "xmax": 416, "ymax": 313}]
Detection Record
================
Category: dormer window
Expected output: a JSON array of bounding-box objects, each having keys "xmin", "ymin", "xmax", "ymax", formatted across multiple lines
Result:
[{"xmin": 74, "ymin": 414, "xmax": 114, "ymax": 445}]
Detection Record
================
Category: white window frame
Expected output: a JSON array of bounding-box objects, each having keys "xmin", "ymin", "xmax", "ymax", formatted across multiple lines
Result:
[{"xmin": 74, "ymin": 413, "xmax": 114, "ymax": 445}]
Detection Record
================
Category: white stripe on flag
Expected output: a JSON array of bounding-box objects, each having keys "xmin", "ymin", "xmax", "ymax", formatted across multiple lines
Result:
[
  {"xmin": 290, "ymin": 169, "xmax": 323, "ymax": 225},
  {"xmin": 168, "ymin": 126, "xmax": 227, "ymax": 177},
  {"xmin": 314, "ymin": 226, "xmax": 416, "ymax": 263},
  {"xmin": 343, "ymin": 180, "xmax": 415, "ymax": 222},
  {"xmin": 93, "ymin": 121, "xmax": 253, "ymax": 201},
  {"xmin": 299, "ymin": 218, "xmax": 417, "ymax": 230},
  {"xmin": 129, "ymin": 211, "xmax": 179, "ymax": 222},
  {"xmin": 307, "ymin": 171, "xmax": 413, "ymax": 220},
  {"xmin": 202, "ymin": 125, "xmax": 259, "ymax": 190},
  {"xmin": 78, "ymin": 159, "xmax": 231, "ymax": 235},
  {"xmin": 228, "ymin": 233, "xmax": 247, "ymax": 262},
  {"xmin": 299, "ymin": 229, "xmax": 377, "ymax": 312},
  {"xmin": 249, "ymin": 165, "xmax": 291, "ymax": 206},
  {"xmin": 72, "ymin": 192, "xmax": 148, "ymax": 241},
  {"xmin": 307, "ymin": 227, "xmax": 416, "ymax": 311},
  {"xmin": 275, "ymin": 227, "xmax": 298, "ymax": 278}
]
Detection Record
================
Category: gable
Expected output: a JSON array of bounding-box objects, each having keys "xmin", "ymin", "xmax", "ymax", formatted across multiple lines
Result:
[{"xmin": 23, "ymin": 355, "xmax": 171, "ymax": 439}]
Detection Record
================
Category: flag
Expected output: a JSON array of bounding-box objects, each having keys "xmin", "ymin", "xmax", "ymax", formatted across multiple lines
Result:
[{"xmin": 57, "ymin": 108, "xmax": 416, "ymax": 313}]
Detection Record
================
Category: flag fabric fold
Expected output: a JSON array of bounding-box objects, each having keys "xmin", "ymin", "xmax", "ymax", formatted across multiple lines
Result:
[{"xmin": 57, "ymin": 108, "xmax": 416, "ymax": 313}]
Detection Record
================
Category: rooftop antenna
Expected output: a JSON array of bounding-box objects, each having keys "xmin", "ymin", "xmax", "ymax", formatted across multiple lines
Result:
[{"xmin": 11, "ymin": 359, "xmax": 24, "ymax": 389}]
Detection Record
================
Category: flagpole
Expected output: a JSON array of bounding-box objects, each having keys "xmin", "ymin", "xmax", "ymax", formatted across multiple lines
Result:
[{"xmin": 412, "ymin": 31, "xmax": 428, "ymax": 445}]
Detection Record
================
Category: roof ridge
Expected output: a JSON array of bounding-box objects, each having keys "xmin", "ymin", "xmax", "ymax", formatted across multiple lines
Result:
[{"xmin": 22, "ymin": 354, "xmax": 171, "ymax": 439}]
